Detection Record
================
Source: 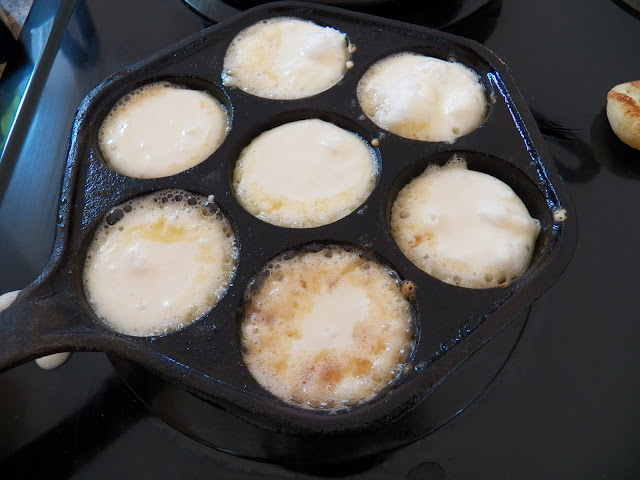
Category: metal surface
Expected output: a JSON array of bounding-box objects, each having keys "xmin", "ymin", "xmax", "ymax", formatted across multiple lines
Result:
[{"xmin": 1, "ymin": 0, "xmax": 639, "ymax": 477}]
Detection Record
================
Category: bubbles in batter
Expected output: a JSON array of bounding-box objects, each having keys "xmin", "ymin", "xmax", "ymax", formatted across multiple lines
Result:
[
  {"xmin": 240, "ymin": 245, "xmax": 415, "ymax": 410},
  {"xmin": 390, "ymin": 157, "xmax": 541, "ymax": 289},
  {"xmin": 222, "ymin": 17, "xmax": 352, "ymax": 99},
  {"xmin": 83, "ymin": 189, "xmax": 238, "ymax": 337},
  {"xmin": 233, "ymin": 118, "xmax": 378, "ymax": 228},
  {"xmin": 357, "ymin": 52, "xmax": 487, "ymax": 142},
  {"xmin": 98, "ymin": 81, "xmax": 229, "ymax": 178}
]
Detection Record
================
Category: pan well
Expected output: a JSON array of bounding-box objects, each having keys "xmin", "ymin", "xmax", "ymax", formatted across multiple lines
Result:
[
  {"xmin": 239, "ymin": 244, "xmax": 415, "ymax": 410},
  {"xmin": 82, "ymin": 190, "xmax": 238, "ymax": 337}
]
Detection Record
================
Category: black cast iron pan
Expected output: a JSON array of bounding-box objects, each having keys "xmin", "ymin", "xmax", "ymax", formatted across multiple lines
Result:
[{"xmin": 0, "ymin": 1, "xmax": 576, "ymax": 437}]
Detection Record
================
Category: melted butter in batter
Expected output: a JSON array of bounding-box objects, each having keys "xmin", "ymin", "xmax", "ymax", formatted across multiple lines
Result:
[
  {"xmin": 83, "ymin": 190, "xmax": 237, "ymax": 336},
  {"xmin": 390, "ymin": 158, "xmax": 540, "ymax": 288},
  {"xmin": 241, "ymin": 246, "xmax": 414, "ymax": 409},
  {"xmin": 357, "ymin": 52, "xmax": 487, "ymax": 142},
  {"xmin": 222, "ymin": 17, "xmax": 352, "ymax": 99}
]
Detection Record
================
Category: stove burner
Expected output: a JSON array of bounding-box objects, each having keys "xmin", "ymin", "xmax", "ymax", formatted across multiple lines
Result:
[
  {"xmin": 108, "ymin": 307, "xmax": 529, "ymax": 464},
  {"xmin": 183, "ymin": 0, "xmax": 242, "ymax": 22},
  {"xmin": 182, "ymin": 0, "xmax": 491, "ymax": 28}
]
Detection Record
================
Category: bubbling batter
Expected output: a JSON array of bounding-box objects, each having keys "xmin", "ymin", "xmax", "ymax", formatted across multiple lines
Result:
[
  {"xmin": 240, "ymin": 245, "xmax": 415, "ymax": 410},
  {"xmin": 222, "ymin": 17, "xmax": 352, "ymax": 99},
  {"xmin": 233, "ymin": 118, "xmax": 378, "ymax": 228},
  {"xmin": 83, "ymin": 190, "xmax": 238, "ymax": 337},
  {"xmin": 390, "ymin": 157, "xmax": 541, "ymax": 289},
  {"xmin": 98, "ymin": 81, "xmax": 229, "ymax": 178},
  {"xmin": 357, "ymin": 52, "xmax": 487, "ymax": 142}
]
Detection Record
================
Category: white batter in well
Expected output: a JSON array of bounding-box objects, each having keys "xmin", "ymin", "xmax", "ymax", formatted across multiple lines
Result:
[
  {"xmin": 241, "ymin": 246, "xmax": 414, "ymax": 409},
  {"xmin": 233, "ymin": 118, "xmax": 378, "ymax": 228},
  {"xmin": 222, "ymin": 17, "xmax": 352, "ymax": 99},
  {"xmin": 390, "ymin": 158, "xmax": 540, "ymax": 288},
  {"xmin": 357, "ymin": 52, "xmax": 487, "ymax": 142},
  {"xmin": 99, "ymin": 81, "xmax": 229, "ymax": 178},
  {"xmin": 83, "ymin": 190, "xmax": 238, "ymax": 336}
]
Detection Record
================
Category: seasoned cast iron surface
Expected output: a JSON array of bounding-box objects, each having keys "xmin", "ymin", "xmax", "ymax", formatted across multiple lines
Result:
[{"xmin": 0, "ymin": 1, "xmax": 575, "ymax": 436}]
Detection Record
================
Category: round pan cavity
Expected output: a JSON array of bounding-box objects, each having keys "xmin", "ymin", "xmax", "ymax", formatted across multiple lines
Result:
[
  {"xmin": 82, "ymin": 189, "xmax": 238, "ymax": 337},
  {"xmin": 221, "ymin": 16, "xmax": 354, "ymax": 100},
  {"xmin": 231, "ymin": 115, "xmax": 379, "ymax": 228},
  {"xmin": 386, "ymin": 150, "xmax": 554, "ymax": 288},
  {"xmin": 357, "ymin": 52, "xmax": 489, "ymax": 142},
  {"xmin": 0, "ymin": 1, "xmax": 576, "ymax": 438},
  {"xmin": 237, "ymin": 242, "xmax": 417, "ymax": 411},
  {"xmin": 94, "ymin": 75, "xmax": 233, "ymax": 178}
]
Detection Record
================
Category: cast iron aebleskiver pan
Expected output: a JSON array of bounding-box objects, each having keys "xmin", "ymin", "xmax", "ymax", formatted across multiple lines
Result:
[{"xmin": 0, "ymin": 1, "xmax": 576, "ymax": 436}]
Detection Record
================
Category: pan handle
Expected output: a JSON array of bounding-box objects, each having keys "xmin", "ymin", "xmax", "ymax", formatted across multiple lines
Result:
[{"xmin": 0, "ymin": 283, "xmax": 110, "ymax": 372}]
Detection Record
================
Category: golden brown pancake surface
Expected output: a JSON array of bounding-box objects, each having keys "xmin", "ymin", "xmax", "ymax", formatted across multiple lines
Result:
[{"xmin": 240, "ymin": 246, "xmax": 414, "ymax": 409}]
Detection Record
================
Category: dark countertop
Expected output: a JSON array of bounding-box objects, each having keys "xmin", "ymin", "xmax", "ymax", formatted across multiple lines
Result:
[{"xmin": 1, "ymin": 0, "xmax": 639, "ymax": 478}]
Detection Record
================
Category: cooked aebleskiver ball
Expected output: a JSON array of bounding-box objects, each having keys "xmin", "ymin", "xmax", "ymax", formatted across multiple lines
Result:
[{"xmin": 606, "ymin": 80, "xmax": 640, "ymax": 151}]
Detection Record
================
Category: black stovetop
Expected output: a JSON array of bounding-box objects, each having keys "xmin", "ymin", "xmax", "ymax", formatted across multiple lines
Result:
[{"xmin": 1, "ymin": 0, "xmax": 639, "ymax": 478}]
